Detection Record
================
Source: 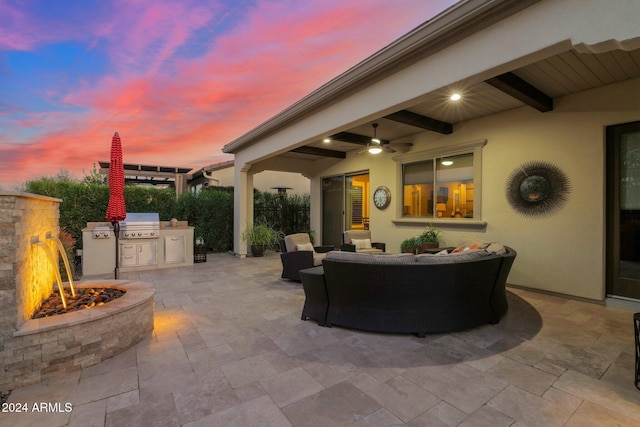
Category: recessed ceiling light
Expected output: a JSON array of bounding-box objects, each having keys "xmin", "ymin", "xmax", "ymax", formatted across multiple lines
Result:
[
  {"xmin": 450, "ymin": 93, "xmax": 461, "ymax": 101},
  {"xmin": 441, "ymin": 160, "xmax": 454, "ymax": 166},
  {"xmin": 323, "ymin": 138, "xmax": 331, "ymax": 143}
]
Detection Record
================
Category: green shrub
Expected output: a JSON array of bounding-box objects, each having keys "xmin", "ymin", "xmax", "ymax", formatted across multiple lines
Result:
[
  {"xmin": 25, "ymin": 174, "xmax": 176, "ymax": 249},
  {"xmin": 173, "ymin": 189, "xmax": 234, "ymax": 253},
  {"xmin": 25, "ymin": 173, "xmax": 309, "ymax": 255}
]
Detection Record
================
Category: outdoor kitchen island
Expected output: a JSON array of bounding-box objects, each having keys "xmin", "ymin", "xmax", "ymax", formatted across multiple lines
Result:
[{"xmin": 82, "ymin": 214, "xmax": 194, "ymax": 277}]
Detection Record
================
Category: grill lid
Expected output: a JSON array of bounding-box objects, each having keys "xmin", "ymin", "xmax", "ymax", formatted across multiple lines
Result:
[
  {"xmin": 120, "ymin": 212, "xmax": 159, "ymax": 226},
  {"xmin": 119, "ymin": 212, "xmax": 160, "ymax": 239}
]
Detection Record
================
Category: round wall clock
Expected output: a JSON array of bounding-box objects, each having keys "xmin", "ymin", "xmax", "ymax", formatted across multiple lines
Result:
[{"xmin": 373, "ymin": 186, "xmax": 391, "ymax": 209}]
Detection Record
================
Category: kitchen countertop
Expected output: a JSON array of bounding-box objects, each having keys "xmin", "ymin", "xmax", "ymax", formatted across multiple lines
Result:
[{"xmin": 83, "ymin": 221, "xmax": 193, "ymax": 230}]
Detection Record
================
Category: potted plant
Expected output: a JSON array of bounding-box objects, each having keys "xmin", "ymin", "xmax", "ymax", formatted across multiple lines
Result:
[
  {"xmin": 417, "ymin": 224, "xmax": 442, "ymax": 252},
  {"xmin": 400, "ymin": 237, "xmax": 418, "ymax": 254},
  {"xmin": 242, "ymin": 221, "xmax": 279, "ymax": 257}
]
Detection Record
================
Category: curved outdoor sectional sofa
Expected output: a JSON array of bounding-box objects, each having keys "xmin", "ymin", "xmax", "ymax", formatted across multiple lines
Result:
[{"xmin": 299, "ymin": 245, "xmax": 516, "ymax": 336}]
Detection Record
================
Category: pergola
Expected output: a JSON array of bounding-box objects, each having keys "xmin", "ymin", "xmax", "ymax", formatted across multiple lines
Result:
[{"xmin": 99, "ymin": 161, "xmax": 192, "ymax": 195}]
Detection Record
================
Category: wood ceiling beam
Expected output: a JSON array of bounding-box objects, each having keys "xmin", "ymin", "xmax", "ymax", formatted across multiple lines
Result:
[
  {"xmin": 331, "ymin": 131, "xmax": 389, "ymax": 146},
  {"xmin": 384, "ymin": 110, "xmax": 453, "ymax": 134},
  {"xmin": 290, "ymin": 146, "xmax": 346, "ymax": 159},
  {"xmin": 485, "ymin": 72, "xmax": 553, "ymax": 112}
]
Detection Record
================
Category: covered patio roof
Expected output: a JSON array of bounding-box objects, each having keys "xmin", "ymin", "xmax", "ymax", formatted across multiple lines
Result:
[
  {"xmin": 222, "ymin": 0, "xmax": 640, "ymax": 167},
  {"xmin": 221, "ymin": 0, "xmax": 640, "ymax": 261}
]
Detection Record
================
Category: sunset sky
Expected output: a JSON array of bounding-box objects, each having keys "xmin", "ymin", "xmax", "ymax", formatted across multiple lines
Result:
[{"xmin": 0, "ymin": 0, "xmax": 458, "ymax": 187}]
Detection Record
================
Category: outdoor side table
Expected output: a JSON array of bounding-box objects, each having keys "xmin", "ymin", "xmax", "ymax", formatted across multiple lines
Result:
[
  {"xmin": 300, "ymin": 266, "xmax": 328, "ymax": 326},
  {"xmin": 635, "ymin": 313, "xmax": 640, "ymax": 390},
  {"xmin": 194, "ymin": 244, "xmax": 207, "ymax": 263}
]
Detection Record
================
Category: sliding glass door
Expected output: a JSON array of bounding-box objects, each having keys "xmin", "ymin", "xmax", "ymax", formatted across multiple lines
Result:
[{"xmin": 322, "ymin": 172, "xmax": 369, "ymax": 247}]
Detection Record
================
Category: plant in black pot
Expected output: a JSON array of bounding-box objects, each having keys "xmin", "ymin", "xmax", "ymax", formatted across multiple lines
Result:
[{"xmin": 242, "ymin": 221, "xmax": 279, "ymax": 257}]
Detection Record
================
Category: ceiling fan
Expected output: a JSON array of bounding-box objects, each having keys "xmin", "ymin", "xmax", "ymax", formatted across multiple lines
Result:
[{"xmin": 358, "ymin": 123, "xmax": 413, "ymax": 154}]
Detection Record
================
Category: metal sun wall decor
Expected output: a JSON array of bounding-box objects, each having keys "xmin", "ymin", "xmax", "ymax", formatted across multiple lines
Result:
[{"xmin": 506, "ymin": 160, "xmax": 571, "ymax": 218}]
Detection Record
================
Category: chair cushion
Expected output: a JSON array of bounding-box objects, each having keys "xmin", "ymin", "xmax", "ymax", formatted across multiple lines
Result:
[
  {"xmin": 344, "ymin": 230, "xmax": 371, "ymax": 244},
  {"xmin": 313, "ymin": 253, "xmax": 326, "ymax": 266},
  {"xmin": 284, "ymin": 233, "xmax": 312, "ymax": 253}
]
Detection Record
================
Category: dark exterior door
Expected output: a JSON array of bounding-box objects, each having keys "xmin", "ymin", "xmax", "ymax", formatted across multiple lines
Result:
[
  {"xmin": 322, "ymin": 176, "xmax": 344, "ymax": 249},
  {"xmin": 606, "ymin": 121, "xmax": 640, "ymax": 299}
]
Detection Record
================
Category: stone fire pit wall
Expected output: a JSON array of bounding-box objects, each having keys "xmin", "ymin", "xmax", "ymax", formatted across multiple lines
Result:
[
  {"xmin": 0, "ymin": 192, "xmax": 156, "ymax": 391},
  {"xmin": 4, "ymin": 280, "xmax": 155, "ymax": 390}
]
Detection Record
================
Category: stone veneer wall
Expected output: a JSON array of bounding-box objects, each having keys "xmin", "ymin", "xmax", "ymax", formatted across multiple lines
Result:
[
  {"xmin": 0, "ymin": 192, "xmax": 156, "ymax": 391},
  {"xmin": 0, "ymin": 192, "xmax": 61, "ymax": 337},
  {"xmin": 2, "ymin": 281, "xmax": 155, "ymax": 390}
]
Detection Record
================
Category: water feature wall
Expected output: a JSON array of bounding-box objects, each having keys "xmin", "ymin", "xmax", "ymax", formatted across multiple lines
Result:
[
  {"xmin": 0, "ymin": 192, "xmax": 61, "ymax": 334},
  {"xmin": 1, "ymin": 191, "xmax": 156, "ymax": 391}
]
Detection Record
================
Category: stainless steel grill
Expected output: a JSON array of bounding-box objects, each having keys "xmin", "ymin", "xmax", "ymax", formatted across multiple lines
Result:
[{"xmin": 119, "ymin": 212, "xmax": 160, "ymax": 239}]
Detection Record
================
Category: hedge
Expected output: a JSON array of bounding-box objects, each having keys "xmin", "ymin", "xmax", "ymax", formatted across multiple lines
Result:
[
  {"xmin": 24, "ymin": 175, "xmax": 310, "ymax": 254},
  {"xmin": 173, "ymin": 189, "xmax": 234, "ymax": 253}
]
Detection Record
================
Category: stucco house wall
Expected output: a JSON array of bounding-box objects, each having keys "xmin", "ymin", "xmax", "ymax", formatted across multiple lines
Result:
[
  {"xmin": 314, "ymin": 77, "xmax": 639, "ymax": 301},
  {"xmin": 223, "ymin": 0, "xmax": 640, "ymax": 302}
]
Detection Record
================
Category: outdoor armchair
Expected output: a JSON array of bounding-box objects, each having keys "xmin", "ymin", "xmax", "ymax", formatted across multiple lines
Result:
[
  {"xmin": 341, "ymin": 230, "xmax": 386, "ymax": 253},
  {"xmin": 279, "ymin": 233, "xmax": 333, "ymax": 281}
]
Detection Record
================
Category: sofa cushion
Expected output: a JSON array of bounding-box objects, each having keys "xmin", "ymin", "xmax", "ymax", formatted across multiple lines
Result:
[
  {"xmin": 325, "ymin": 251, "xmax": 373, "ymax": 263},
  {"xmin": 371, "ymin": 253, "xmax": 416, "ymax": 264},
  {"xmin": 415, "ymin": 249, "xmax": 490, "ymax": 264},
  {"xmin": 486, "ymin": 242, "xmax": 506, "ymax": 255},
  {"xmin": 324, "ymin": 251, "xmax": 415, "ymax": 264}
]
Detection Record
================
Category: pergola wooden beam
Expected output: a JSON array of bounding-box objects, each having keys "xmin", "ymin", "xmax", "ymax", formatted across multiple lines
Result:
[
  {"xmin": 384, "ymin": 110, "xmax": 453, "ymax": 134},
  {"xmin": 290, "ymin": 146, "xmax": 346, "ymax": 158},
  {"xmin": 485, "ymin": 72, "xmax": 553, "ymax": 112},
  {"xmin": 330, "ymin": 131, "xmax": 390, "ymax": 146}
]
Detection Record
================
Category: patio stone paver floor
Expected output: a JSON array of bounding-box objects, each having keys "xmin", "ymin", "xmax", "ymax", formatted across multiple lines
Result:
[{"xmin": 4, "ymin": 252, "xmax": 640, "ymax": 426}]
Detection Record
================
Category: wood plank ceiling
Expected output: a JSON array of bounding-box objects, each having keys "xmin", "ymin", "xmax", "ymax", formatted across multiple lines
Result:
[{"xmin": 284, "ymin": 47, "xmax": 640, "ymax": 159}]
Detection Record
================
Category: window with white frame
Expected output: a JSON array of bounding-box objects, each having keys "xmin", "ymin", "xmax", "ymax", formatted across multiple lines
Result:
[{"xmin": 398, "ymin": 140, "xmax": 485, "ymax": 219}]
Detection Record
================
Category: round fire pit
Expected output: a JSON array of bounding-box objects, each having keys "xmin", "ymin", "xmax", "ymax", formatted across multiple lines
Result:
[
  {"xmin": 32, "ymin": 287, "xmax": 126, "ymax": 318},
  {"xmin": 8, "ymin": 280, "xmax": 155, "ymax": 390}
]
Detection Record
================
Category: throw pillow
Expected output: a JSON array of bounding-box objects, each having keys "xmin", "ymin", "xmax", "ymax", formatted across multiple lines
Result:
[
  {"xmin": 351, "ymin": 238, "xmax": 372, "ymax": 250},
  {"xmin": 486, "ymin": 242, "xmax": 506, "ymax": 255},
  {"xmin": 452, "ymin": 244, "xmax": 480, "ymax": 253},
  {"xmin": 296, "ymin": 242, "xmax": 315, "ymax": 252}
]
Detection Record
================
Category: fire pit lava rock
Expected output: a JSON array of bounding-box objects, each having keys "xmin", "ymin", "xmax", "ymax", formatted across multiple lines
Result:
[{"xmin": 32, "ymin": 287, "xmax": 126, "ymax": 318}]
